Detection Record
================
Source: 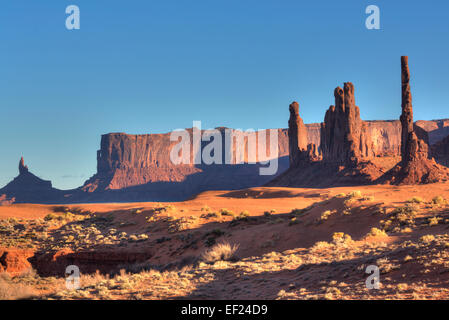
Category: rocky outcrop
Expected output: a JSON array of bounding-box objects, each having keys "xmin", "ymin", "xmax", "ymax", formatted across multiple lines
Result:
[
  {"xmin": 29, "ymin": 248, "xmax": 153, "ymax": 276},
  {"xmin": 0, "ymin": 194, "xmax": 15, "ymax": 206},
  {"xmin": 320, "ymin": 83, "xmax": 374, "ymax": 165},
  {"xmin": 382, "ymin": 56, "xmax": 449, "ymax": 185},
  {"xmin": 269, "ymin": 83, "xmax": 385, "ymax": 188},
  {"xmin": 0, "ymin": 248, "xmax": 34, "ymax": 275},
  {"xmin": 288, "ymin": 102, "xmax": 316, "ymax": 166},
  {"xmin": 0, "ymin": 158, "xmax": 63, "ymax": 203},
  {"xmin": 19, "ymin": 157, "xmax": 28, "ymax": 175}
]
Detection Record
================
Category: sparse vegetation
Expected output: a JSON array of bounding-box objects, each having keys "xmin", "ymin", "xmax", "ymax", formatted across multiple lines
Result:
[
  {"xmin": 407, "ymin": 196, "xmax": 424, "ymax": 204},
  {"xmin": 219, "ymin": 208, "xmax": 235, "ymax": 217},
  {"xmin": 0, "ymin": 273, "xmax": 35, "ymax": 300},
  {"xmin": 348, "ymin": 190, "xmax": 362, "ymax": 199},
  {"xmin": 201, "ymin": 242, "xmax": 239, "ymax": 264},
  {"xmin": 432, "ymin": 196, "xmax": 446, "ymax": 206},
  {"xmin": 366, "ymin": 227, "xmax": 388, "ymax": 237},
  {"xmin": 320, "ymin": 210, "xmax": 333, "ymax": 221}
]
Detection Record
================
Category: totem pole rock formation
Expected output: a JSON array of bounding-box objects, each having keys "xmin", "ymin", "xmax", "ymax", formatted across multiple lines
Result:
[
  {"xmin": 400, "ymin": 56, "xmax": 430, "ymax": 163},
  {"xmin": 320, "ymin": 82, "xmax": 373, "ymax": 165},
  {"xmin": 384, "ymin": 56, "xmax": 449, "ymax": 184}
]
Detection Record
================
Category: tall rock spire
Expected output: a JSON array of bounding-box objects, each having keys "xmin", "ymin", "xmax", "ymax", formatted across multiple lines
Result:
[
  {"xmin": 400, "ymin": 56, "xmax": 415, "ymax": 159},
  {"xmin": 381, "ymin": 56, "xmax": 449, "ymax": 184},
  {"xmin": 288, "ymin": 101, "xmax": 308, "ymax": 166},
  {"xmin": 19, "ymin": 157, "xmax": 28, "ymax": 175}
]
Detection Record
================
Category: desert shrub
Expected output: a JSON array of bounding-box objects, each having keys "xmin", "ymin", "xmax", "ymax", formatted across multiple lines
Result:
[
  {"xmin": 320, "ymin": 210, "xmax": 332, "ymax": 221},
  {"xmin": 407, "ymin": 196, "xmax": 424, "ymax": 204},
  {"xmin": 201, "ymin": 212, "xmax": 220, "ymax": 219},
  {"xmin": 201, "ymin": 205, "xmax": 211, "ymax": 212},
  {"xmin": 428, "ymin": 217, "xmax": 439, "ymax": 226},
  {"xmin": 366, "ymin": 227, "xmax": 388, "ymax": 237},
  {"xmin": 201, "ymin": 242, "xmax": 239, "ymax": 263},
  {"xmin": 397, "ymin": 283, "xmax": 408, "ymax": 292},
  {"xmin": 310, "ymin": 241, "xmax": 331, "ymax": 251},
  {"xmin": 239, "ymin": 210, "xmax": 250, "ymax": 218},
  {"xmin": 232, "ymin": 211, "xmax": 250, "ymax": 221},
  {"xmin": 334, "ymin": 193, "xmax": 346, "ymax": 198},
  {"xmin": 432, "ymin": 196, "xmax": 446, "ymax": 205},
  {"xmin": 401, "ymin": 227, "xmax": 412, "ymax": 233},
  {"xmin": 332, "ymin": 232, "xmax": 353, "ymax": 245},
  {"xmin": 419, "ymin": 234, "xmax": 435, "ymax": 243},
  {"xmin": 137, "ymin": 234, "xmax": 149, "ymax": 241},
  {"xmin": 396, "ymin": 205, "xmax": 417, "ymax": 216},
  {"xmin": 44, "ymin": 213, "xmax": 58, "ymax": 221},
  {"xmin": 168, "ymin": 217, "xmax": 195, "ymax": 233},
  {"xmin": 348, "ymin": 190, "xmax": 363, "ymax": 199},
  {"xmin": 288, "ymin": 217, "xmax": 299, "ymax": 226},
  {"xmin": 153, "ymin": 204, "xmax": 176, "ymax": 214},
  {"xmin": 219, "ymin": 208, "xmax": 235, "ymax": 217}
]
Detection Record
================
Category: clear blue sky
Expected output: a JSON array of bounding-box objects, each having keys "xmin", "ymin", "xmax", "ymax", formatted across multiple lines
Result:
[{"xmin": 1, "ymin": 0, "xmax": 449, "ymax": 190}]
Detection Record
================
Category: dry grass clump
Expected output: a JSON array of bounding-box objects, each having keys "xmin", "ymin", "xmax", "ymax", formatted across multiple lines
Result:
[
  {"xmin": 428, "ymin": 217, "xmax": 439, "ymax": 226},
  {"xmin": 407, "ymin": 196, "xmax": 424, "ymax": 204},
  {"xmin": 381, "ymin": 205, "xmax": 417, "ymax": 233},
  {"xmin": 331, "ymin": 232, "xmax": 353, "ymax": 245},
  {"xmin": 0, "ymin": 272, "xmax": 35, "ymax": 300},
  {"xmin": 168, "ymin": 216, "xmax": 197, "ymax": 233},
  {"xmin": 152, "ymin": 204, "xmax": 177, "ymax": 215},
  {"xmin": 320, "ymin": 210, "xmax": 336, "ymax": 221},
  {"xmin": 233, "ymin": 211, "xmax": 250, "ymax": 221},
  {"xmin": 219, "ymin": 208, "xmax": 235, "ymax": 217},
  {"xmin": 419, "ymin": 234, "xmax": 435, "ymax": 244},
  {"xmin": 366, "ymin": 227, "xmax": 388, "ymax": 238},
  {"xmin": 432, "ymin": 196, "xmax": 446, "ymax": 206},
  {"xmin": 288, "ymin": 217, "xmax": 300, "ymax": 226},
  {"xmin": 348, "ymin": 190, "xmax": 363, "ymax": 199},
  {"xmin": 201, "ymin": 242, "xmax": 239, "ymax": 264},
  {"xmin": 201, "ymin": 205, "xmax": 211, "ymax": 212}
]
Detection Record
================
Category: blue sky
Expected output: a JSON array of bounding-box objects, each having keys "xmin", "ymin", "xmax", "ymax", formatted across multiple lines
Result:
[{"xmin": 1, "ymin": 0, "xmax": 449, "ymax": 189}]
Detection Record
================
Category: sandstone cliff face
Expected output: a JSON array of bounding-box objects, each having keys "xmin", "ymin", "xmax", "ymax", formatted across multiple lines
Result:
[
  {"xmin": 415, "ymin": 119, "xmax": 449, "ymax": 144},
  {"xmin": 431, "ymin": 134, "xmax": 449, "ymax": 167},
  {"xmin": 81, "ymin": 128, "xmax": 290, "ymax": 200}
]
